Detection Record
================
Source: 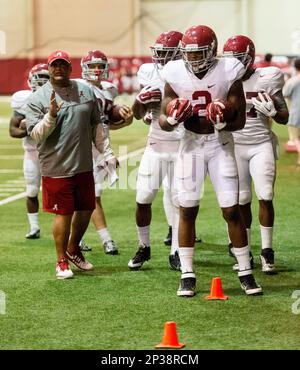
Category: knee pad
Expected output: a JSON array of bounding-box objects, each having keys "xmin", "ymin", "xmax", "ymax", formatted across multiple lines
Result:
[
  {"xmin": 95, "ymin": 183, "xmax": 103, "ymax": 197},
  {"xmin": 136, "ymin": 189, "xmax": 156, "ymax": 204},
  {"xmin": 26, "ymin": 184, "xmax": 39, "ymax": 198},
  {"xmin": 239, "ymin": 190, "xmax": 252, "ymax": 205},
  {"xmin": 257, "ymin": 185, "xmax": 273, "ymax": 201}
]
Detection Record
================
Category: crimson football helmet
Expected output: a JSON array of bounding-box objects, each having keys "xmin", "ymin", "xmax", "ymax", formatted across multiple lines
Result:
[
  {"xmin": 81, "ymin": 50, "xmax": 109, "ymax": 81},
  {"xmin": 181, "ymin": 25, "xmax": 217, "ymax": 74},
  {"xmin": 28, "ymin": 63, "xmax": 49, "ymax": 91},
  {"xmin": 150, "ymin": 31, "xmax": 183, "ymax": 69},
  {"xmin": 223, "ymin": 35, "xmax": 255, "ymax": 70}
]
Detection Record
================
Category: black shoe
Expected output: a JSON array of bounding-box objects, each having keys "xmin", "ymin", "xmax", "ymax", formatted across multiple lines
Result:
[
  {"xmin": 128, "ymin": 244, "xmax": 151, "ymax": 270},
  {"xmin": 260, "ymin": 248, "xmax": 276, "ymax": 274},
  {"xmin": 195, "ymin": 236, "xmax": 202, "ymax": 243},
  {"xmin": 239, "ymin": 274, "xmax": 263, "ymax": 295},
  {"xmin": 177, "ymin": 272, "xmax": 196, "ymax": 297},
  {"xmin": 169, "ymin": 251, "xmax": 181, "ymax": 271},
  {"xmin": 229, "ymin": 244, "xmax": 254, "ymax": 270},
  {"xmin": 164, "ymin": 226, "xmax": 172, "ymax": 246},
  {"xmin": 79, "ymin": 240, "xmax": 92, "ymax": 252},
  {"xmin": 25, "ymin": 229, "xmax": 40, "ymax": 239}
]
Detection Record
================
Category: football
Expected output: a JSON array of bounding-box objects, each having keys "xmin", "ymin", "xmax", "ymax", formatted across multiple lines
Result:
[
  {"xmin": 109, "ymin": 104, "xmax": 125, "ymax": 123},
  {"xmin": 166, "ymin": 98, "xmax": 190, "ymax": 116}
]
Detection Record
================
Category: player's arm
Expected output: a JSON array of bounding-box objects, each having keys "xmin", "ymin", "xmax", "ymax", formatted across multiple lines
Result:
[
  {"xmin": 9, "ymin": 112, "xmax": 27, "ymax": 138},
  {"xmin": 225, "ymin": 79, "xmax": 246, "ymax": 131},
  {"xmin": 132, "ymin": 84, "xmax": 162, "ymax": 120},
  {"xmin": 269, "ymin": 90, "xmax": 289, "ymax": 125}
]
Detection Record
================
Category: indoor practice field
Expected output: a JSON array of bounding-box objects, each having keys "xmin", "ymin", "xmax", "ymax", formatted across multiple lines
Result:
[{"xmin": 0, "ymin": 96, "xmax": 300, "ymax": 350}]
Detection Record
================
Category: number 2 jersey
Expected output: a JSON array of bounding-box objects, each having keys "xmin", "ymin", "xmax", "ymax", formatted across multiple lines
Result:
[
  {"xmin": 233, "ymin": 66, "xmax": 284, "ymax": 145},
  {"xmin": 160, "ymin": 57, "xmax": 245, "ymax": 133}
]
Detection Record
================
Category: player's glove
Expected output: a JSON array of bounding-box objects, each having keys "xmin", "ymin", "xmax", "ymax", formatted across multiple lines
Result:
[
  {"xmin": 136, "ymin": 85, "xmax": 162, "ymax": 104},
  {"xmin": 206, "ymin": 100, "xmax": 227, "ymax": 130},
  {"xmin": 252, "ymin": 92, "xmax": 277, "ymax": 117},
  {"xmin": 143, "ymin": 111, "xmax": 153, "ymax": 125},
  {"xmin": 166, "ymin": 98, "xmax": 193, "ymax": 126}
]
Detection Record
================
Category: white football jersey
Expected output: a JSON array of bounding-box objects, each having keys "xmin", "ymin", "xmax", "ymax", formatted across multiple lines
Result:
[
  {"xmin": 76, "ymin": 79, "xmax": 118, "ymax": 164},
  {"xmin": 233, "ymin": 67, "xmax": 284, "ymax": 144},
  {"xmin": 161, "ymin": 58, "xmax": 245, "ymax": 127},
  {"xmin": 137, "ymin": 63, "xmax": 182, "ymax": 141},
  {"xmin": 11, "ymin": 90, "xmax": 37, "ymax": 151}
]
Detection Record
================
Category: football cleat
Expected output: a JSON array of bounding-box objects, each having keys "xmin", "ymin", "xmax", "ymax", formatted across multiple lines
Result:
[
  {"xmin": 177, "ymin": 272, "xmax": 196, "ymax": 297},
  {"xmin": 66, "ymin": 250, "xmax": 94, "ymax": 271},
  {"xmin": 26, "ymin": 229, "xmax": 40, "ymax": 239},
  {"xmin": 169, "ymin": 251, "xmax": 181, "ymax": 271},
  {"xmin": 164, "ymin": 226, "xmax": 172, "ymax": 246},
  {"xmin": 103, "ymin": 240, "xmax": 119, "ymax": 255},
  {"xmin": 79, "ymin": 240, "xmax": 92, "ymax": 252},
  {"xmin": 195, "ymin": 236, "xmax": 202, "ymax": 243},
  {"xmin": 128, "ymin": 244, "xmax": 150, "ymax": 270},
  {"xmin": 56, "ymin": 258, "xmax": 73, "ymax": 280},
  {"xmin": 239, "ymin": 274, "xmax": 263, "ymax": 295},
  {"xmin": 260, "ymin": 248, "xmax": 276, "ymax": 274}
]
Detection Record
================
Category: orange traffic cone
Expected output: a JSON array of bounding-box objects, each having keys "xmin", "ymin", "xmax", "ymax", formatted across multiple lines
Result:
[
  {"xmin": 155, "ymin": 321, "xmax": 185, "ymax": 349},
  {"xmin": 204, "ymin": 276, "xmax": 228, "ymax": 300}
]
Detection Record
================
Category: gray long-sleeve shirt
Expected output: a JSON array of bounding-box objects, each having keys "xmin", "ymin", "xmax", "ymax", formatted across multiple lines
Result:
[
  {"xmin": 26, "ymin": 80, "xmax": 105, "ymax": 177},
  {"xmin": 283, "ymin": 74, "xmax": 300, "ymax": 127}
]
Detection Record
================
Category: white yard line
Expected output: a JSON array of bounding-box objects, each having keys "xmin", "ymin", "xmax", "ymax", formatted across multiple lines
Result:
[
  {"xmin": 0, "ymin": 147, "xmax": 145, "ymax": 206},
  {"xmin": 0, "ymin": 155, "xmax": 23, "ymax": 159},
  {"xmin": 0, "ymin": 169, "xmax": 23, "ymax": 174}
]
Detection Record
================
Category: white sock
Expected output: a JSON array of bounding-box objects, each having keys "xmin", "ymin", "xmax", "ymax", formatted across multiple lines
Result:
[
  {"xmin": 170, "ymin": 207, "xmax": 179, "ymax": 256},
  {"xmin": 178, "ymin": 247, "xmax": 194, "ymax": 273},
  {"xmin": 233, "ymin": 246, "xmax": 252, "ymax": 276},
  {"xmin": 163, "ymin": 186, "xmax": 173, "ymax": 226},
  {"xmin": 27, "ymin": 213, "xmax": 39, "ymax": 231},
  {"xmin": 97, "ymin": 228, "xmax": 111, "ymax": 243},
  {"xmin": 137, "ymin": 225, "xmax": 150, "ymax": 247},
  {"xmin": 260, "ymin": 225, "xmax": 273, "ymax": 250}
]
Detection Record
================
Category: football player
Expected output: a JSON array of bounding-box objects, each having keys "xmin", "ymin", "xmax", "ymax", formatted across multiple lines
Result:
[
  {"xmin": 127, "ymin": 31, "xmax": 183, "ymax": 271},
  {"xmin": 9, "ymin": 63, "xmax": 50, "ymax": 239},
  {"xmin": 79, "ymin": 50, "xmax": 133, "ymax": 254},
  {"xmin": 223, "ymin": 35, "xmax": 289, "ymax": 274},
  {"xmin": 159, "ymin": 25, "xmax": 262, "ymax": 296}
]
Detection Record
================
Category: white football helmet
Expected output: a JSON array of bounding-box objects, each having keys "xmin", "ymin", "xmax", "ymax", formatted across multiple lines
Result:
[
  {"xmin": 81, "ymin": 50, "xmax": 109, "ymax": 81},
  {"xmin": 28, "ymin": 63, "xmax": 49, "ymax": 91}
]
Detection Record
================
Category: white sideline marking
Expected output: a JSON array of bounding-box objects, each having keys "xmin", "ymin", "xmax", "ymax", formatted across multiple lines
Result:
[
  {"xmin": 0, "ymin": 192, "xmax": 27, "ymax": 205},
  {"xmin": 0, "ymin": 169, "xmax": 23, "ymax": 174},
  {"xmin": 0, "ymin": 148, "xmax": 145, "ymax": 206},
  {"xmin": 0, "ymin": 155, "xmax": 23, "ymax": 159}
]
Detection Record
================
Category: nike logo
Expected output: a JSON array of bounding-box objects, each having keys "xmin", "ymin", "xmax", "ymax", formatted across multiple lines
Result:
[
  {"xmin": 222, "ymin": 142, "xmax": 229, "ymax": 146},
  {"xmin": 207, "ymin": 84, "xmax": 215, "ymax": 88},
  {"xmin": 265, "ymin": 107, "xmax": 271, "ymax": 112},
  {"xmin": 149, "ymin": 142, "xmax": 156, "ymax": 145}
]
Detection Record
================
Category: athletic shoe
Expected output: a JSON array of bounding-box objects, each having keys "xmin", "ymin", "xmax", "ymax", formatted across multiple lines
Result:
[
  {"xmin": 229, "ymin": 244, "xmax": 254, "ymax": 271},
  {"xmin": 56, "ymin": 258, "xmax": 73, "ymax": 280},
  {"xmin": 79, "ymin": 240, "xmax": 92, "ymax": 252},
  {"xmin": 177, "ymin": 272, "xmax": 196, "ymax": 297},
  {"xmin": 66, "ymin": 250, "xmax": 94, "ymax": 271},
  {"xmin": 169, "ymin": 251, "xmax": 181, "ymax": 271},
  {"xmin": 260, "ymin": 248, "xmax": 276, "ymax": 274},
  {"xmin": 164, "ymin": 226, "xmax": 172, "ymax": 246},
  {"xmin": 239, "ymin": 274, "xmax": 263, "ymax": 295},
  {"xmin": 26, "ymin": 229, "xmax": 40, "ymax": 239},
  {"xmin": 128, "ymin": 244, "xmax": 150, "ymax": 270},
  {"xmin": 103, "ymin": 240, "xmax": 118, "ymax": 255},
  {"xmin": 195, "ymin": 236, "xmax": 202, "ymax": 243}
]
